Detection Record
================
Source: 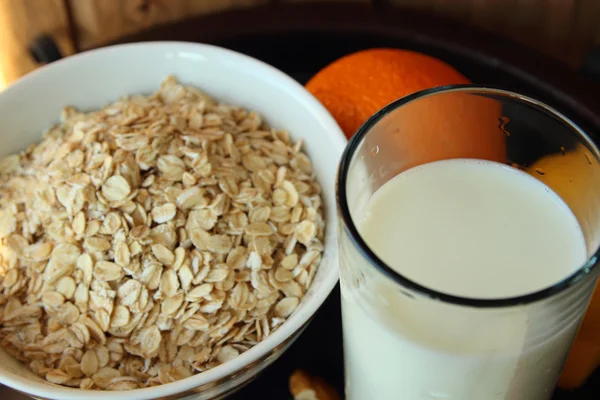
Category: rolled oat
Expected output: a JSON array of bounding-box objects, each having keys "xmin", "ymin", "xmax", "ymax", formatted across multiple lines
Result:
[{"xmin": 0, "ymin": 76, "xmax": 324, "ymax": 390}]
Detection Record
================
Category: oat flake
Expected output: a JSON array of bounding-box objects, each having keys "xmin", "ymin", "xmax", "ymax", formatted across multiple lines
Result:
[{"xmin": 0, "ymin": 76, "xmax": 324, "ymax": 390}]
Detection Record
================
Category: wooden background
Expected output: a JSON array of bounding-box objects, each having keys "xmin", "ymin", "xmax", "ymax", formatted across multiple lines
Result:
[{"xmin": 1, "ymin": 0, "xmax": 599, "ymax": 88}]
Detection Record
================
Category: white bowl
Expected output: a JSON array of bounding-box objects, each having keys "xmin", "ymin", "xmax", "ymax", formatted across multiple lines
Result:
[{"xmin": 0, "ymin": 42, "xmax": 346, "ymax": 399}]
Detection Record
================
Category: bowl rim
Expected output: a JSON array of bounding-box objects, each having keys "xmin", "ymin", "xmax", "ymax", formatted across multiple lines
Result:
[{"xmin": 0, "ymin": 41, "xmax": 346, "ymax": 399}]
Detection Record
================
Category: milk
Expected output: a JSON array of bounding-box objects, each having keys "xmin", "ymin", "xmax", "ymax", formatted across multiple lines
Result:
[{"xmin": 340, "ymin": 159, "xmax": 588, "ymax": 400}]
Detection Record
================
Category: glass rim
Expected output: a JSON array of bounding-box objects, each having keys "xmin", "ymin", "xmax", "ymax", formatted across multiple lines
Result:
[{"xmin": 336, "ymin": 84, "xmax": 600, "ymax": 308}]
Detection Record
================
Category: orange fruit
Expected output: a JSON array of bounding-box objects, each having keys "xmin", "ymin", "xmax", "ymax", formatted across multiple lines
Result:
[
  {"xmin": 528, "ymin": 147, "xmax": 600, "ymax": 390},
  {"xmin": 307, "ymin": 48, "xmax": 506, "ymax": 168},
  {"xmin": 307, "ymin": 48, "xmax": 470, "ymax": 137}
]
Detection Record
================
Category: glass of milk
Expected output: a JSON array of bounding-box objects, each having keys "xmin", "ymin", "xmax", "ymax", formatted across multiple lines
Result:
[{"xmin": 336, "ymin": 86, "xmax": 600, "ymax": 400}]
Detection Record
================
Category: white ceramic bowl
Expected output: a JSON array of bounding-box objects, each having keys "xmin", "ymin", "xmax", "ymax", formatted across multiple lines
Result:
[{"xmin": 0, "ymin": 42, "xmax": 346, "ymax": 399}]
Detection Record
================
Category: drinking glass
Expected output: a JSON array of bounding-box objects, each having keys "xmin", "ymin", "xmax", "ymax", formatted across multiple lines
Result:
[{"xmin": 336, "ymin": 86, "xmax": 600, "ymax": 400}]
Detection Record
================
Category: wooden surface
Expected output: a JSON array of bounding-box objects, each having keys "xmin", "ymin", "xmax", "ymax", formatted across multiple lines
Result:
[
  {"xmin": 387, "ymin": 0, "xmax": 600, "ymax": 68},
  {"xmin": 0, "ymin": 0, "xmax": 599, "ymax": 87},
  {"xmin": 0, "ymin": 0, "xmax": 74, "ymax": 86},
  {"xmin": 69, "ymin": 0, "xmax": 267, "ymax": 51}
]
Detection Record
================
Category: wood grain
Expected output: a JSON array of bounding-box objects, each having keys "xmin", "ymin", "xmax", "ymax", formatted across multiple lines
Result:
[
  {"xmin": 0, "ymin": 0, "xmax": 599, "ymax": 85},
  {"xmin": 387, "ymin": 0, "xmax": 600, "ymax": 68},
  {"xmin": 0, "ymin": 0, "xmax": 74, "ymax": 86},
  {"xmin": 281, "ymin": 0, "xmax": 370, "ymax": 3},
  {"xmin": 70, "ymin": 0, "xmax": 269, "ymax": 50},
  {"xmin": 567, "ymin": 0, "xmax": 600, "ymax": 65}
]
